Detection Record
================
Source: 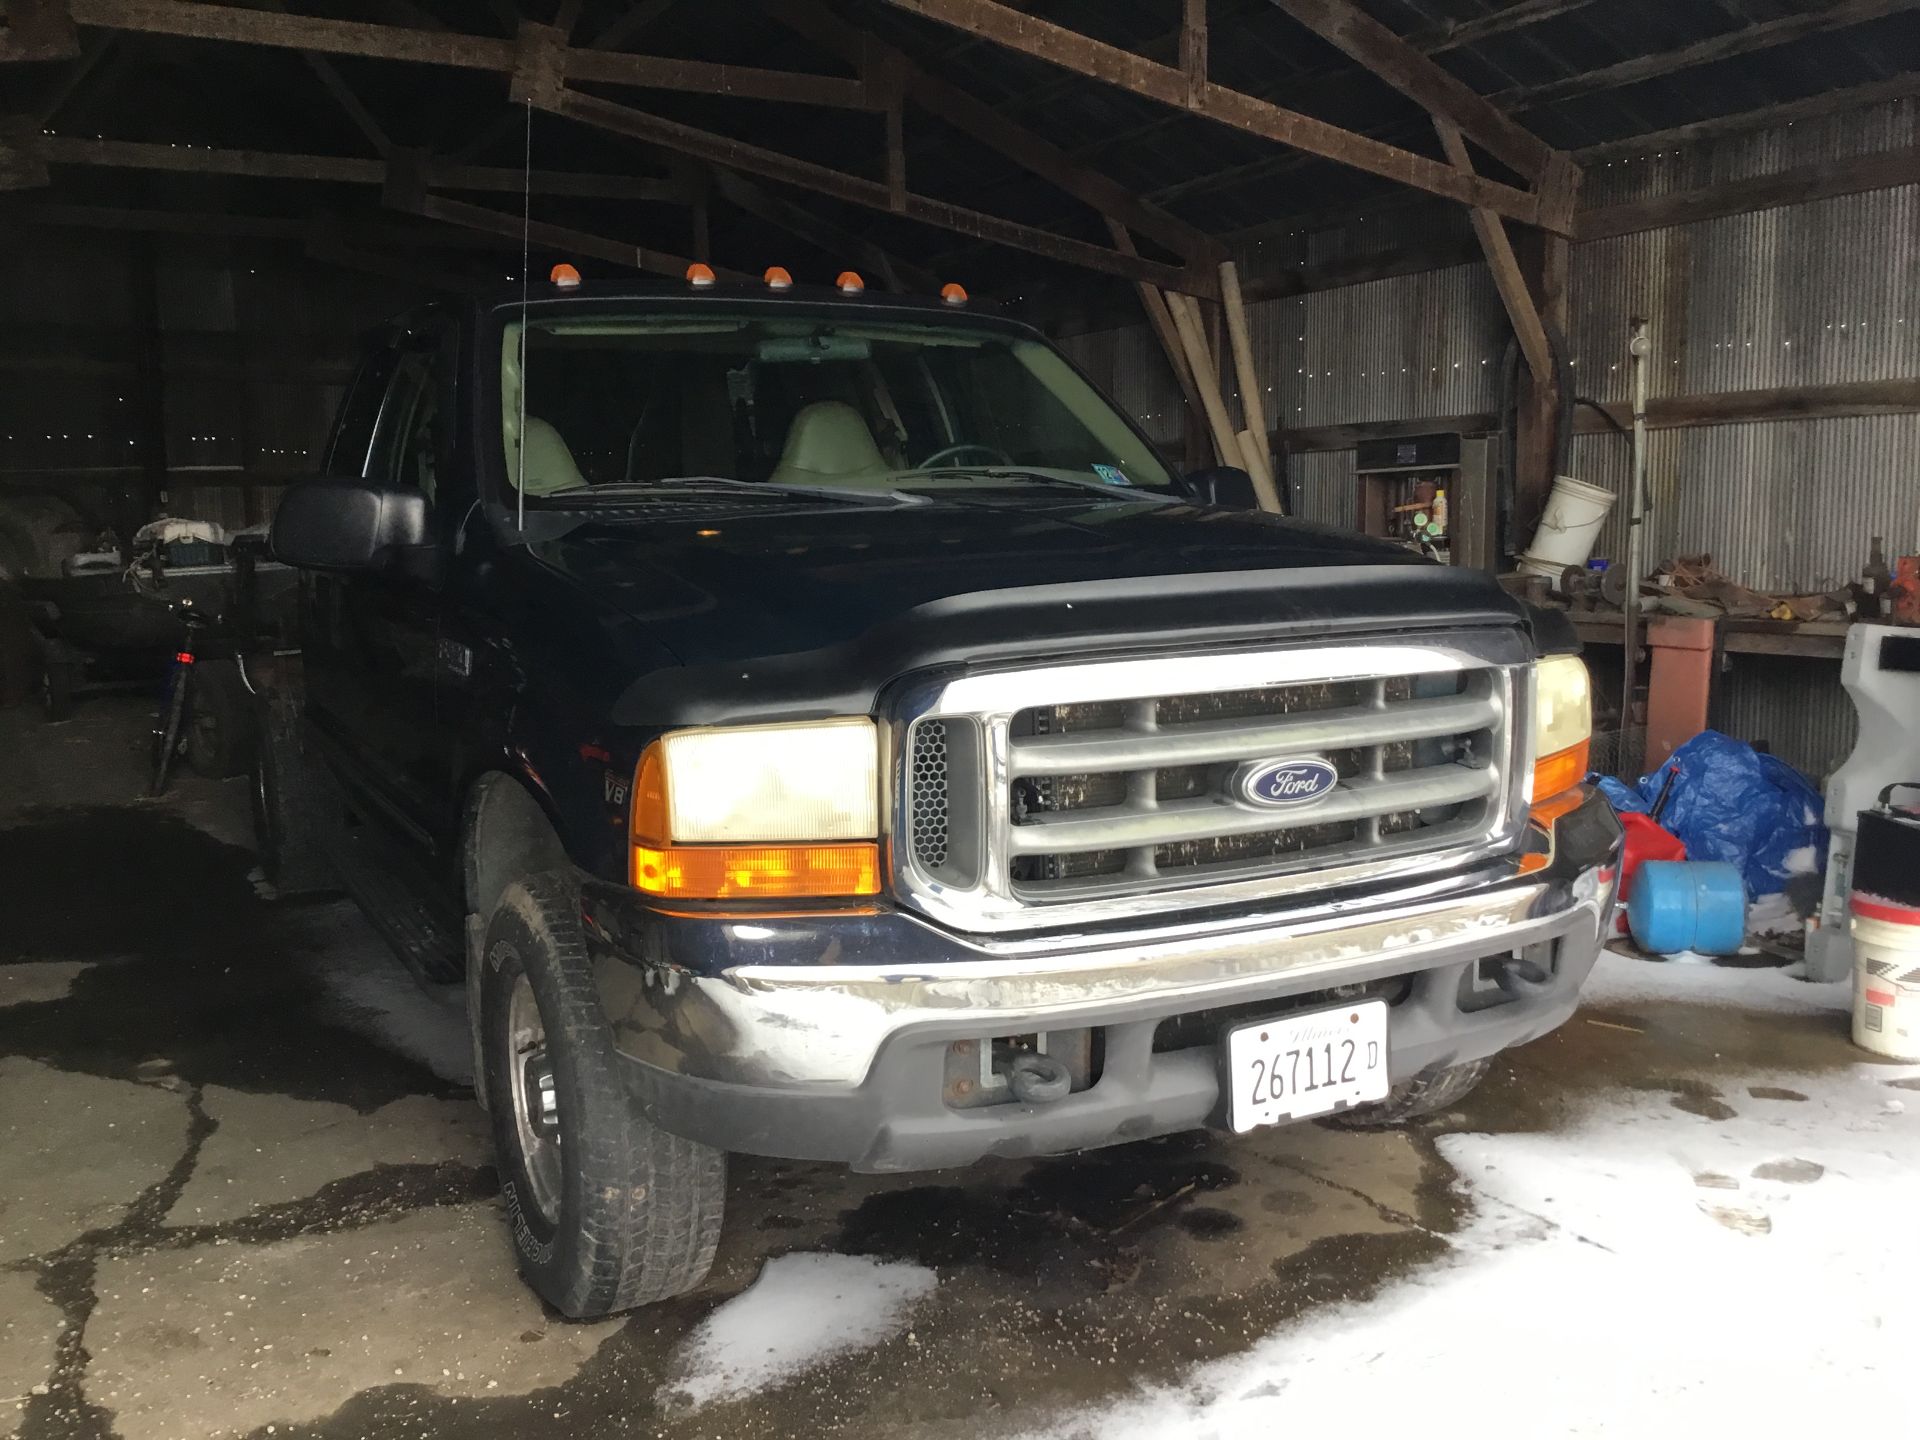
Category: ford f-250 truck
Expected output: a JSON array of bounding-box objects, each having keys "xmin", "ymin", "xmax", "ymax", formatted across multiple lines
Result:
[{"xmin": 258, "ymin": 269, "xmax": 1620, "ymax": 1318}]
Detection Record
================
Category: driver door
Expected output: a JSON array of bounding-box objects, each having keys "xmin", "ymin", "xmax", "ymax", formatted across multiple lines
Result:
[{"xmin": 302, "ymin": 324, "xmax": 453, "ymax": 851}]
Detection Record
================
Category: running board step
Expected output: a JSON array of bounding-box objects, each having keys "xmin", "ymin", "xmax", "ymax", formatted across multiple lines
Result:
[{"xmin": 322, "ymin": 821, "xmax": 464, "ymax": 985}]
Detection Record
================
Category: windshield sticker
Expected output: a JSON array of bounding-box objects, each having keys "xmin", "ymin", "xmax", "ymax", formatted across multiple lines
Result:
[{"xmin": 1092, "ymin": 463, "xmax": 1131, "ymax": 486}]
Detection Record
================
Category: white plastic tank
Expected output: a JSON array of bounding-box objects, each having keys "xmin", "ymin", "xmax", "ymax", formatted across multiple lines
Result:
[{"xmin": 1806, "ymin": 626, "xmax": 1920, "ymax": 982}]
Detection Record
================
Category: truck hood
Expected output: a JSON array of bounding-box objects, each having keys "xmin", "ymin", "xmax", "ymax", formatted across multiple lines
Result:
[{"xmin": 524, "ymin": 491, "xmax": 1532, "ymax": 726}]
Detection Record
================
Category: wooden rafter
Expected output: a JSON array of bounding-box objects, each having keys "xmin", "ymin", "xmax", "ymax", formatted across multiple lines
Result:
[
  {"xmin": 764, "ymin": 0, "xmax": 1220, "ymax": 264},
  {"xmin": 58, "ymin": 0, "xmax": 881, "ymax": 109},
  {"xmin": 1267, "ymin": 0, "xmax": 1554, "ymax": 181},
  {"xmin": 875, "ymin": 0, "xmax": 1551, "ymax": 229},
  {"xmin": 536, "ymin": 86, "xmax": 1210, "ymax": 294},
  {"xmin": 1434, "ymin": 118, "xmax": 1551, "ymax": 381},
  {"xmin": 33, "ymin": 134, "xmax": 682, "ymax": 201},
  {"xmin": 387, "ymin": 187, "xmax": 738, "ymax": 283},
  {"xmin": 1495, "ymin": 0, "xmax": 1920, "ymax": 111},
  {"xmin": 712, "ymin": 168, "xmax": 939, "ymax": 292}
]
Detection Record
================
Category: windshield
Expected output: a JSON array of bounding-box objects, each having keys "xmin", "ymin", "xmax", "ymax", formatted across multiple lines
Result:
[{"xmin": 498, "ymin": 306, "xmax": 1177, "ymax": 500}]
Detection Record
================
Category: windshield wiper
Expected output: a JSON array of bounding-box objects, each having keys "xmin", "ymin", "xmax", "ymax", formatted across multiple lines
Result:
[
  {"xmin": 538, "ymin": 477, "xmax": 853, "ymax": 504},
  {"xmin": 906, "ymin": 466, "xmax": 1136, "ymax": 496}
]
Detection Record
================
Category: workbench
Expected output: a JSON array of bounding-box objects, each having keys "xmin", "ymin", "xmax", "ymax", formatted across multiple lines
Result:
[{"xmin": 1571, "ymin": 613, "xmax": 1851, "ymax": 660}]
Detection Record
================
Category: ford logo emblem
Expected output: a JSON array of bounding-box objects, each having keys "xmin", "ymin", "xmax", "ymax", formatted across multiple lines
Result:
[{"xmin": 1233, "ymin": 756, "xmax": 1340, "ymax": 809}]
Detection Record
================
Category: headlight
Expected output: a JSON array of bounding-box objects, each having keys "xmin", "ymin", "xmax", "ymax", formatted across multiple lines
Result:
[
  {"xmin": 1530, "ymin": 655, "xmax": 1592, "ymax": 802},
  {"xmin": 630, "ymin": 718, "xmax": 881, "ymax": 900}
]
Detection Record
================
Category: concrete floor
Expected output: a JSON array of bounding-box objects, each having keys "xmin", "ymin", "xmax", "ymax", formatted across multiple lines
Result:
[{"xmin": 0, "ymin": 697, "xmax": 1874, "ymax": 1440}]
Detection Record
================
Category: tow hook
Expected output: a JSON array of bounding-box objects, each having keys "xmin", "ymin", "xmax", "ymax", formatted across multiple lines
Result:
[{"xmin": 1001, "ymin": 1051, "xmax": 1072, "ymax": 1105}]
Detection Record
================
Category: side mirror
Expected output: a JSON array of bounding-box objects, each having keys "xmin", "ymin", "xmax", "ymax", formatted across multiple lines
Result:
[
  {"xmin": 271, "ymin": 478, "xmax": 435, "ymax": 578},
  {"xmin": 1186, "ymin": 465, "xmax": 1260, "ymax": 510}
]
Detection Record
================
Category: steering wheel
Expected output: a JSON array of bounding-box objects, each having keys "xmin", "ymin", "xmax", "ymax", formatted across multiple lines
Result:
[{"xmin": 920, "ymin": 442, "xmax": 1015, "ymax": 469}]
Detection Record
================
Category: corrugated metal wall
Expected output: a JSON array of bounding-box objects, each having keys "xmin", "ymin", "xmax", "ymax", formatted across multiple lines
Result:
[
  {"xmin": 0, "ymin": 229, "xmax": 412, "ymax": 537},
  {"xmin": 1064, "ymin": 95, "xmax": 1920, "ymax": 779}
]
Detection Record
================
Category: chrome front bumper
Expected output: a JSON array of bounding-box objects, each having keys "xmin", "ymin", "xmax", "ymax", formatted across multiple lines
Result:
[{"xmin": 581, "ymin": 791, "xmax": 1621, "ymax": 1171}]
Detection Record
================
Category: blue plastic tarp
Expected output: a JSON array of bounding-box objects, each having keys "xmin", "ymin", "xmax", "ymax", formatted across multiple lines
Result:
[{"xmin": 1597, "ymin": 730, "xmax": 1827, "ymax": 897}]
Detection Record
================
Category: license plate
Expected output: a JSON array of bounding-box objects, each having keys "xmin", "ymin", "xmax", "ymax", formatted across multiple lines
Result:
[{"xmin": 1226, "ymin": 1000, "xmax": 1390, "ymax": 1132}]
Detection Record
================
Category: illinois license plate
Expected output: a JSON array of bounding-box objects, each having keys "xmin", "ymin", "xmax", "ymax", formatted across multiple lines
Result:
[{"xmin": 1226, "ymin": 1000, "xmax": 1390, "ymax": 1132}]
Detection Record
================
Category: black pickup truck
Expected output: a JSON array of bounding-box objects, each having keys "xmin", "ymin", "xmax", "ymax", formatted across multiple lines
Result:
[{"xmin": 259, "ymin": 271, "xmax": 1620, "ymax": 1318}]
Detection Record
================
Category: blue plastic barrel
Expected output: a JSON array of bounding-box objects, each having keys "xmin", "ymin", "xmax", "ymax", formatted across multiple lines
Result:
[{"xmin": 1628, "ymin": 860, "xmax": 1747, "ymax": 955}]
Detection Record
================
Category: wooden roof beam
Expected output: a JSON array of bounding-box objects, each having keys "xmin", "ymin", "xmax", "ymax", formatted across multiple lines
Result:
[
  {"xmin": 36, "ymin": 133, "xmax": 683, "ymax": 201},
  {"xmin": 1496, "ymin": 0, "xmax": 1920, "ymax": 111},
  {"xmin": 875, "ymin": 0, "xmax": 1552, "ymax": 230},
  {"xmin": 1266, "ymin": 0, "xmax": 1556, "ymax": 181},
  {"xmin": 764, "ymin": 0, "xmax": 1221, "ymax": 265},
  {"xmin": 709, "ymin": 168, "xmax": 941, "ymax": 293},
  {"xmin": 61, "ymin": 0, "xmax": 881, "ymax": 109},
  {"xmin": 382, "ymin": 181, "xmax": 735, "ymax": 283},
  {"xmin": 1433, "ymin": 118, "xmax": 1551, "ymax": 382},
  {"xmin": 537, "ymin": 86, "xmax": 1215, "ymax": 294}
]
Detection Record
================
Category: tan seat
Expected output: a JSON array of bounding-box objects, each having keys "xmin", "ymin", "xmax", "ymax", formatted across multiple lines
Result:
[
  {"xmin": 510, "ymin": 416, "xmax": 587, "ymax": 495},
  {"xmin": 768, "ymin": 401, "xmax": 893, "ymax": 488}
]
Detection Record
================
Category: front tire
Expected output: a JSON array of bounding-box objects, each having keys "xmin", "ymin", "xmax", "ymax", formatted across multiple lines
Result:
[
  {"xmin": 480, "ymin": 872, "xmax": 725, "ymax": 1318},
  {"xmin": 1326, "ymin": 1058, "xmax": 1492, "ymax": 1129}
]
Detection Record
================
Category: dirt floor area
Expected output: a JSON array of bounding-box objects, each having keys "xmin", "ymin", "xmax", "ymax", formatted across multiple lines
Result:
[{"xmin": 1, "ymin": 697, "xmax": 1910, "ymax": 1440}]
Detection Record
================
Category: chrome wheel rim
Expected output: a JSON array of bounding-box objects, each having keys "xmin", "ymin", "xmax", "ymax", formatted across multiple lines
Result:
[{"xmin": 506, "ymin": 975, "xmax": 563, "ymax": 1226}]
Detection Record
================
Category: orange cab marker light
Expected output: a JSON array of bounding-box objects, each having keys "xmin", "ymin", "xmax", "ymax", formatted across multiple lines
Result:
[
  {"xmin": 836, "ymin": 270, "xmax": 865, "ymax": 294},
  {"xmin": 764, "ymin": 266, "xmax": 794, "ymax": 290},
  {"xmin": 940, "ymin": 282, "xmax": 968, "ymax": 306},
  {"xmin": 549, "ymin": 262, "xmax": 581, "ymax": 288},
  {"xmin": 1531, "ymin": 738, "xmax": 1590, "ymax": 807},
  {"xmin": 686, "ymin": 263, "xmax": 717, "ymax": 288}
]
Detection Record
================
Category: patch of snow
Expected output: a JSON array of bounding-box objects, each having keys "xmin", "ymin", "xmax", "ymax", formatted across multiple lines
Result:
[
  {"xmin": 1783, "ymin": 844, "xmax": 1820, "ymax": 876},
  {"xmin": 663, "ymin": 1254, "xmax": 936, "ymax": 1409},
  {"xmin": 1589, "ymin": 946, "xmax": 1846, "ymax": 1017},
  {"xmin": 1020, "ymin": 960, "xmax": 1920, "ymax": 1440},
  {"xmin": 1748, "ymin": 891, "xmax": 1807, "ymax": 938}
]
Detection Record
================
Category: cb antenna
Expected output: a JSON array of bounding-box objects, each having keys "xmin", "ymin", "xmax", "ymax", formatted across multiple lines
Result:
[{"xmin": 515, "ymin": 96, "xmax": 532, "ymax": 534}]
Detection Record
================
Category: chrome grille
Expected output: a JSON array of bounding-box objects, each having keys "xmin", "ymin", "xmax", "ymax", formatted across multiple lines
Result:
[
  {"xmin": 1005, "ymin": 670, "xmax": 1499, "ymax": 899},
  {"xmin": 892, "ymin": 637, "xmax": 1530, "ymax": 934}
]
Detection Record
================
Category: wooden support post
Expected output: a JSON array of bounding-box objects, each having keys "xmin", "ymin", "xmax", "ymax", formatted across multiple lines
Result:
[
  {"xmin": 0, "ymin": 115, "xmax": 49, "ymax": 189},
  {"xmin": 1180, "ymin": 0, "xmax": 1207, "ymax": 105},
  {"xmin": 1165, "ymin": 292, "xmax": 1243, "ymax": 478},
  {"xmin": 1217, "ymin": 259, "xmax": 1281, "ymax": 509},
  {"xmin": 0, "ymin": 0, "xmax": 79, "ymax": 62},
  {"xmin": 1434, "ymin": 118, "xmax": 1553, "ymax": 384},
  {"xmin": 1105, "ymin": 221, "xmax": 1208, "ymax": 453},
  {"xmin": 1511, "ymin": 222, "xmax": 1571, "ymax": 545},
  {"xmin": 884, "ymin": 68, "xmax": 907, "ymax": 213},
  {"xmin": 128, "ymin": 234, "xmax": 168, "ymax": 522}
]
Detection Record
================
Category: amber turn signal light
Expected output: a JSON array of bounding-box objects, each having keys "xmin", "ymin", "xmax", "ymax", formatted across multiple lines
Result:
[{"xmin": 1531, "ymin": 739, "xmax": 1589, "ymax": 807}]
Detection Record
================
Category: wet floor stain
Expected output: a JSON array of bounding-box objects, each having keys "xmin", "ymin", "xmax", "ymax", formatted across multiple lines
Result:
[
  {"xmin": 1751, "ymin": 1158, "xmax": 1824, "ymax": 1184},
  {"xmin": 835, "ymin": 1139, "xmax": 1239, "ymax": 1284},
  {"xmin": 0, "ymin": 807, "xmax": 459, "ymax": 1111},
  {"xmin": 1629, "ymin": 1076, "xmax": 1740, "ymax": 1122},
  {"xmin": 1748, "ymin": 1086, "xmax": 1809, "ymax": 1102}
]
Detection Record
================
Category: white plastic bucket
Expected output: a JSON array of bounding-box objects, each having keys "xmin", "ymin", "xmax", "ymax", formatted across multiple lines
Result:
[
  {"xmin": 1521, "ymin": 475, "xmax": 1618, "ymax": 573},
  {"xmin": 1851, "ymin": 896, "xmax": 1920, "ymax": 1061}
]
